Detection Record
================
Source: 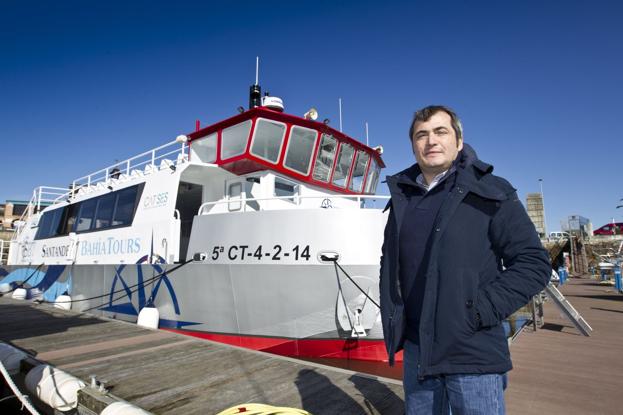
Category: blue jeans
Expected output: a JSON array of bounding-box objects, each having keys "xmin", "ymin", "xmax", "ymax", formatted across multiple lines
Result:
[{"xmin": 403, "ymin": 340, "xmax": 507, "ymax": 415}]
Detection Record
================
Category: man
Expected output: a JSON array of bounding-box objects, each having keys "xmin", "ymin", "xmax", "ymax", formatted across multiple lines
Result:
[{"xmin": 379, "ymin": 106, "xmax": 550, "ymax": 414}]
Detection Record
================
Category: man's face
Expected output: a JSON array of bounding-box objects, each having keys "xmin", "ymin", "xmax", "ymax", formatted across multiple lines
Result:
[{"xmin": 411, "ymin": 111, "xmax": 463, "ymax": 176}]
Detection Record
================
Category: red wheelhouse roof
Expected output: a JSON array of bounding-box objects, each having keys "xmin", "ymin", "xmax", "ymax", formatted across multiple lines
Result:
[{"xmin": 186, "ymin": 107, "xmax": 385, "ymax": 195}]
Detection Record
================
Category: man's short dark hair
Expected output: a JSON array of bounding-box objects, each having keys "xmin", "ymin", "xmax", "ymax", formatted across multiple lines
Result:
[{"xmin": 409, "ymin": 105, "xmax": 463, "ymax": 143}]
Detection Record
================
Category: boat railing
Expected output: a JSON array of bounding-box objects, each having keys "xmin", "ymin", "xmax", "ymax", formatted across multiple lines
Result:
[
  {"xmin": 11, "ymin": 140, "xmax": 189, "ymax": 242},
  {"xmin": 10, "ymin": 186, "xmax": 71, "ymax": 241},
  {"xmin": 198, "ymin": 194, "xmax": 391, "ymax": 215},
  {"xmin": 71, "ymin": 140, "xmax": 188, "ymax": 194}
]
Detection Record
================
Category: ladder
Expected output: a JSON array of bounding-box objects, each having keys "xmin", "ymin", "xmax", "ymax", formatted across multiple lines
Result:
[{"xmin": 544, "ymin": 282, "xmax": 592, "ymax": 336}]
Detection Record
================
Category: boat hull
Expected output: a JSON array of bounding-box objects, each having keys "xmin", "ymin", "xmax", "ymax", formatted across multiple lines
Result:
[{"xmin": 0, "ymin": 262, "xmax": 398, "ymax": 363}]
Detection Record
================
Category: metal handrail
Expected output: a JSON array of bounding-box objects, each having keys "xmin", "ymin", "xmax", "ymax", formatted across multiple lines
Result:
[
  {"xmin": 15, "ymin": 186, "xmax": 70, "ymax": 222},
  {"xmin": 71, "ymin": 140, "xmax": 188, "ymax": 190},
  {"xmin": 0, "ymin": 239, "xmax": 7, "ymax": 265},
  {"xmin": 198, "ymin": 194, "xmax": 390, "ymax": 215},
  {"xmin": 10, "ymin": 141, "xmax": 189, "ymax": 242}
]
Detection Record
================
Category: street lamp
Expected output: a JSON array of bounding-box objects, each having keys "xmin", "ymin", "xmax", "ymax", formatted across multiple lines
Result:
[{"xmin": 539, "ymin": 178, "xmax": 548, "ymax": 237}]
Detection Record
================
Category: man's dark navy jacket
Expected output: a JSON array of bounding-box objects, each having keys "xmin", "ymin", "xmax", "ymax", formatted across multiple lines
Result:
[{"xmin": 379, "ymin": 144, "xmax": 551, "ymax": 376}]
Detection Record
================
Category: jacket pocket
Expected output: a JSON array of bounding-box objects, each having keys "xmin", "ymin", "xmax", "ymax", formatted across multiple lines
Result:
[{"xmin": 463, "ymin": 274, "xmax": 480, "ymax": 334}]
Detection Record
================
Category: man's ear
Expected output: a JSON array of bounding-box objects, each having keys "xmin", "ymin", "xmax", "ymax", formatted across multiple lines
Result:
[{"xmin": 457, "ymin": 139, "xmax": 464, "ymax": 151}]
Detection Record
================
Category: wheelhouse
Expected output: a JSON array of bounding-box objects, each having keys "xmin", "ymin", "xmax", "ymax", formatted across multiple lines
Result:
[{"xmin": 187, "ymin": 107, "xmax": 384, "ymax": 195}]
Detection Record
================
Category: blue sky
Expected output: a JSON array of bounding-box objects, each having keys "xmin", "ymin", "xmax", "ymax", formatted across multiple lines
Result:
[{"xmin": 1, "ymin": 0, "xmax": 621, "ymax": 231}]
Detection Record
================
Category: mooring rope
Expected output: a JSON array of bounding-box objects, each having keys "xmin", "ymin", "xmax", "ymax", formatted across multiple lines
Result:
[
  {"xmin": 331, "ymin": 260, "xmax": 380, "ymax": 309},
  {"xmin": 33, "ymin": 258, "xmax": 194, "ymax": 312},
  {"xmin": 1, "ymin": 263, "xmax": 44, "ymax": 294}
]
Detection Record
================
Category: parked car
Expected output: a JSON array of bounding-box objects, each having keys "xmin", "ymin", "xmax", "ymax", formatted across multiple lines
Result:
[
  {"xmin": 549, "ymin": 231, "xmax": 569, "ymax": 239},
  {"xmin": 593, "ymin": 223, "xmax": 623, "ymax": 235}
]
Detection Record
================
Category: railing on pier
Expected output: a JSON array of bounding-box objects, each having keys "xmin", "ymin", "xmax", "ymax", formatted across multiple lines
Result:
[{"xmin": 198, "ymin": 194, "xmax": 391, "ymax": 215}]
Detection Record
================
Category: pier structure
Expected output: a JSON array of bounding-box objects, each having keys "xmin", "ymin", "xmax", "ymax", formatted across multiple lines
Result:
[
  {"xmin": 1, "ymin": 274, "xmax": 622, "ymax": 414},
  {"xmin": 0, "ymin": 297, "xmax": 403, "ymax": 414},
  {"xmin": 507, "ymin": 276, "xmax": 622, "ymax": 414}
]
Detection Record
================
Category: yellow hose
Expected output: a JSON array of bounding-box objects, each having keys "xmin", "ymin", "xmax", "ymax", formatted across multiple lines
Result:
[{"xmin": 215, "ymin": 403, "xmax": 312, "ymax": 415}]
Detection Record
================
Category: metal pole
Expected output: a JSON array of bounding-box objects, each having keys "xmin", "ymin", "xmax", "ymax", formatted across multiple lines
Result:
[
  {"xmin": 569, "ymin": 235, "xmax": 575, "ymax": 276},
  {"xmin": 255, "ymin": 56, "xmax": 259, "ymax": 85},
  {"xmin": 539, "ymin": 178, "xmax": 547, "ymax": 237},
  {"xmin": 531, "ymin": 296, "xmax": 538, "ymax": 331},
  {"xmin": 339, "ymin": 98, "xmax": 343, "ymax": 132}
]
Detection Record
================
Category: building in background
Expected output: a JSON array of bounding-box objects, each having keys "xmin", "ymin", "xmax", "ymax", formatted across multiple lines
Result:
[
  {"xmin": 526, "ymin": 193, "xmax": 546, "ymax": 238},
  {"xmin": 2, "ymin": 200, "xmax": 34, "ymax": 230},
  {"xmin": 564, "ymin": 215, "xmax": 592, "ymax": 239}
]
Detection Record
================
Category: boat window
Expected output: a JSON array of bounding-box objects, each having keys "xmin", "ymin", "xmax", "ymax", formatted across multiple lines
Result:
[
  {"xmin": 112, "ymin": 186, "xmax": 138, "ymax": 226},
  {"xmin": 274, "ymin": 177, "xmax": 299, "ymax": 203},
  {"xmin": 76, "ymin": 199, "xmax": 97, "ymax": 232},
  {"xmin": 94, "ymin": 193, "xmax": 116, "ymax": 229},
  {"xmin": 228, "ymin": 182, "xmax": 243, "ymax": 211},
  {"xmin": 332, "ymin": 143, "xmax": 355, "ymax": 188},
  {"xmin": 35, "ymin": 208, "xmax": 64, "ymax": 239},
  {"xmin": 312, "ymin": 134, "xmax": 337, "ymax": 182},
  {"xmin": 364, "ymin": 158, "xmax": 381, "ymax": 194},
  {"xmin": 33, "ymin": 184, "xmax": 142, "ymax": 238},
  {"xmin": 191, "ymin": 132, "xmax": 217, "ymax": 163},
  {"xmin": 284, "ymin": 126, "xmax": 317, "ymax": 175},
  {"xmin": 348, "ymin": 151, "xmax": 370, "ymax": 193},
  {"xmin": 221, "ymin": 120, "xmax": 252, "ymax": 160},
  {"xmin": 250, "ymin": 118, "xmax": 286, "ymax": 164},
  {"xmin": 62, "ymin": 203, "xmax": 80, "ymax": 234},
  {"xmin": 35, "ymin": 212, "xmax": 54, "ymax": 239}
]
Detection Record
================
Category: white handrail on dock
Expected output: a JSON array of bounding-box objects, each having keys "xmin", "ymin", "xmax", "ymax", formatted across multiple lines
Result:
[{"xmin": 198, "ymin": 194, "xmax": 391, "ymax": 215}]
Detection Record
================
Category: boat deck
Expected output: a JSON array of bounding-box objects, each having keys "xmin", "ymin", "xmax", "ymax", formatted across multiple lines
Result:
[
  {"xmin": 507, "ymin": 276, "xmax": 623, "ymax": 414},
  {"xmin": 0, "ymin": 298, "xmax": 404, "ymax": 414}
]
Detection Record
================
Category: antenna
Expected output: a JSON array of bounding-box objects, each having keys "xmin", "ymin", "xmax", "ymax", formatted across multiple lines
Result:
[
  {"xmin": 255, "ymin": 56, "xmax": 259, "ymax": 85},
  {"xmin": 249, "ymin": 56, "xmax": 261, "ymax": 109},
  {"xmin": 338, "ymin": 98, "xmax": 343, "ymax": 132},
  {"xmin": 365, "ymin": 122, "xmax": 369, "ymax": 146}
]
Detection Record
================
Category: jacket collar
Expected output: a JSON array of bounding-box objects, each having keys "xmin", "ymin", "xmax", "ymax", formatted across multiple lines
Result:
[{"xmin": 386, "ymin": 143, "xmax": 508, "ymax": 202}]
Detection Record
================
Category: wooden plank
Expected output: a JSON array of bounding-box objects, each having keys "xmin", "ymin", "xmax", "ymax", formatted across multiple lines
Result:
[
  {"xmin": 0, "ymin": 297, "xmax": 404, "ymax": 414},
  {"xmin": 507, "ymin": 277, "xmax": 623, "ymax": 415}
]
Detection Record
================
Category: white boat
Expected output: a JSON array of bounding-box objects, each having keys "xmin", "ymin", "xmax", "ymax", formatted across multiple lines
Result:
[{"xmin": 0, "ymin": 84, "xmax": 393, "ymax": 362}]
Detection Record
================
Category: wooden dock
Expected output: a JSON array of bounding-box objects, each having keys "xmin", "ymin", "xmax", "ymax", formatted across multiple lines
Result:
[
  {"xmin": 0, "ymin": 297, "xmax": 404, "ymax": 414},
  {"xmin": 507, "ymin": 276, "xmax": 623, "ymax": 414},
  {"xmin": 2, "ymin": 275, "xmax": 621, "ymax": 414}
]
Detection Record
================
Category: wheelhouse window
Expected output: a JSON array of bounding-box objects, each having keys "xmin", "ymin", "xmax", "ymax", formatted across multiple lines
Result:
[
  {"xmin": 250, "ymin": 118, "xmax": 286, "ymax": 164},
  {"xmin": 312, "ymin": 134, "xmax": 337, "ymax": 182},
  {"xmin": 191, "ymin": 132, "xmax": 217, "ymax": 163},
  {"xmin": 221, "ymin": 120, "xmax": 252, "ymax": 160},
  {"xmin": 348, "ymin": 150, "xmax": 370, "ymax": 193},
  {"xmin": 364, "ymin": 158, "xmax": 381, "ymax": 194},
  {"xmin": 332, "ymin": 143, "xmax": 355, "ymax": 188},
  {"xmin": 284, "ymin": 126, "xmax": 317, "ymax": 175}
]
